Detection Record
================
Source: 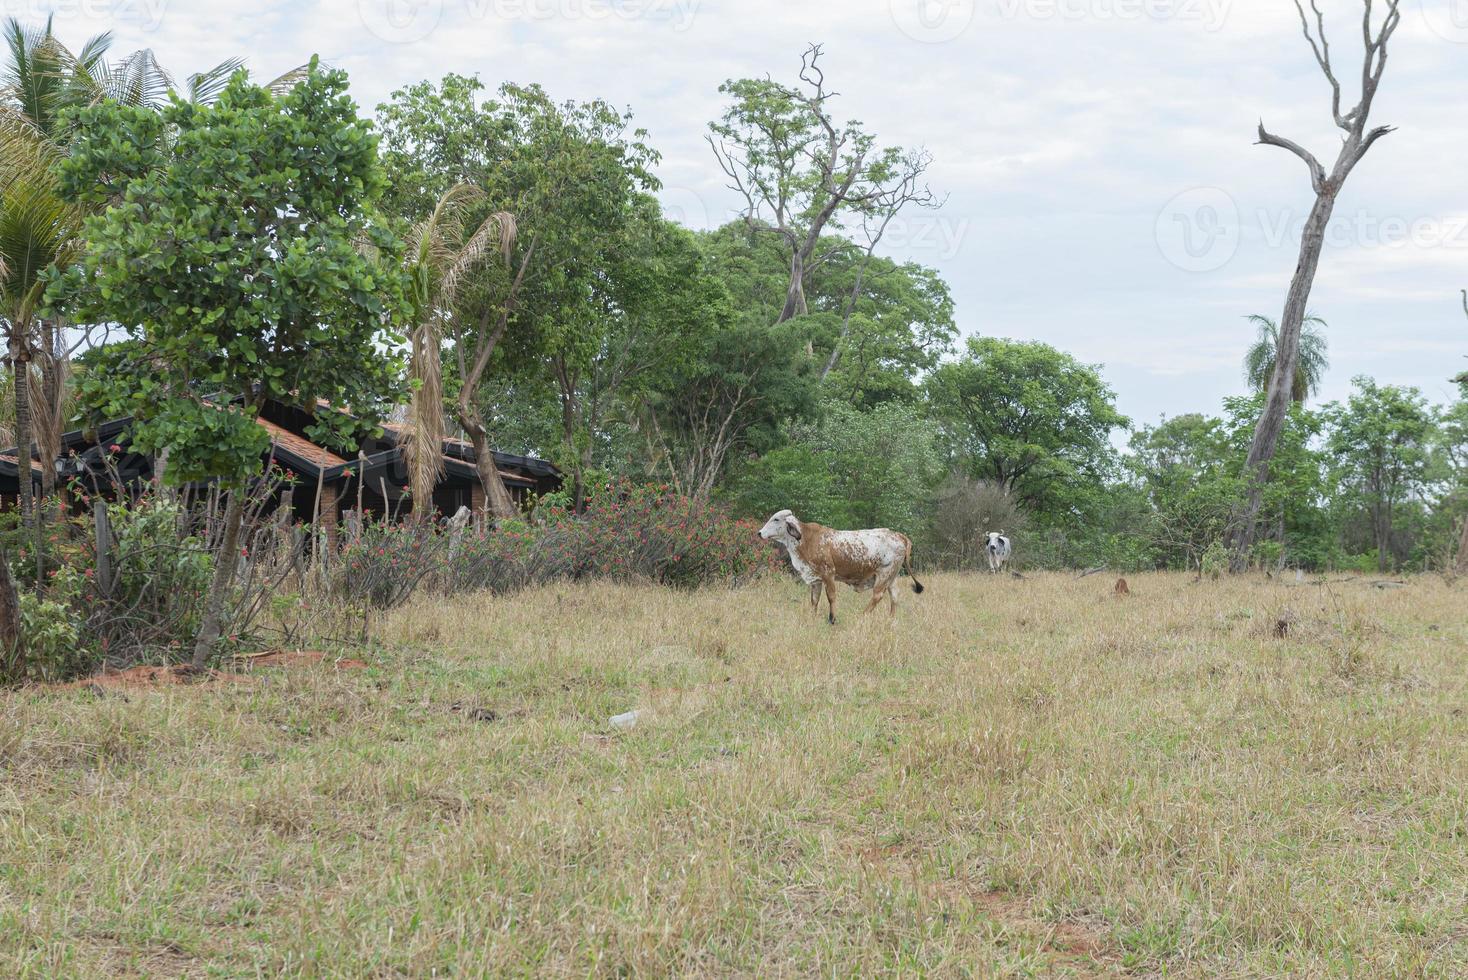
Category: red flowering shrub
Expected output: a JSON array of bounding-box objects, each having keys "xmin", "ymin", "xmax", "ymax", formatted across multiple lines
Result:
[
  {"xmin": 333, "ymin": 481, "xmax": 780, "ymax": 608},
  {"xmin": 528, "ymin": 481, "xmax": 780, "ymax": 588}
]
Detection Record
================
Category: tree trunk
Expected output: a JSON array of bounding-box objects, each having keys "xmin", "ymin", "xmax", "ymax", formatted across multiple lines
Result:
[
  {"xmin": 778, "ymin": 251, "xmax": 808, "ymax": 323},
  {"xmin": 458, "ymin": 408, "xmax": 519, "ymax": 521},
  {"xmin": 190, "ymin": 488, "xmax": 245, "ymax": 671},
  {"xmin": 11, "ymin": 344, "xmax": 33, "ymax": 526},
  {"xmin": 1229, "ymin": 192, "xmax": 1337, "ymax": 568},
  {"xmin": 1375, "ymin": 502, "xmax": 1390, "ymax": 573},
  {"xmin": 37, "ymin": 320, "xmax": 59, "ymax": 500},
  {"xmin": 553, "ymin": 357, "xmax": 586, "ymax": 512},
  {"xmin": 1456, "ymin": 512, "xmax": 1468, "ymax": 575},
  {"xmin": 0, "ymin": 543, "xmax": 21, "ymax": 679}
]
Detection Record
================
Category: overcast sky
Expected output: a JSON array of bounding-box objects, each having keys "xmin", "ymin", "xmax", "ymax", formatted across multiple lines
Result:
[{"xmin": 26, "ymin": 0, "xmax": 1468, "ymax": 429}]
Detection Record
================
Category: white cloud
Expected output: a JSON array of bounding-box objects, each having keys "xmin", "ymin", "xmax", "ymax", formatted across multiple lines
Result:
[{"xmin": 37, "ymin": 0, "xmax": 1468, "ymax": 424}]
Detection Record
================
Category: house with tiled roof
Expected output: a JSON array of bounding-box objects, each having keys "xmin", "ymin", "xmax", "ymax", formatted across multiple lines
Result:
[{"xmin": 0, "ymin": 398, "xmax": 561, "ymax": 540}]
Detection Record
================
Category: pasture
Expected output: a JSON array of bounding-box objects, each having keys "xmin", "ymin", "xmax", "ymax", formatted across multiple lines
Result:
[{"xmin": 3, "ymin": 571, "xmax": 1466, "ymax": 976}]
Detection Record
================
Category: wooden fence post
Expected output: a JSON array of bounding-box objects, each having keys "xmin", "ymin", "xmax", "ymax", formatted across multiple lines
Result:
[{"xmin": 93, "ymin": 500, "xmax": 113, "ymax": 598}]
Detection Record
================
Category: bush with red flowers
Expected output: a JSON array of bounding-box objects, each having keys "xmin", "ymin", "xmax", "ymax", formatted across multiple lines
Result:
[{"xmin": 333, "ymin": 480, "xmax": 780, "ymax": 608}]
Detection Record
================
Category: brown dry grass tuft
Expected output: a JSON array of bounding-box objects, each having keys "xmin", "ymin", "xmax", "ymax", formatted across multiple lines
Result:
[{"xmin": 2, "ymin": 572, "xmax": 1466, "ymax": 976}]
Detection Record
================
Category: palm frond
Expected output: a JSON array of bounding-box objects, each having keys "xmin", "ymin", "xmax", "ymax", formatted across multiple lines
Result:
[
  {"xmin": 402, "ymin": 316, "xmax": 447, "ymax": 516},
  {"xmin": 183, "ymin": 57, "xmax": 245, "ymax": 105},
  {"xmin": 90, "ymin": 47, "xmax": 174, "ymax": 109},
  {"xmin": 440, "ymin": 211, "xmax": 516, "ymax": 307},
  {"xmin": 2, "ymin": 18, "xmax": 70, "ymax": 137},
  {"xmin": 262, "ymin": 63, "xmax": 314, "ymax": 97},
  {"xmin": 0, "ymin": 170, "xmax": 86, "ymax": 323},
  {"xmin": 1240, "ymin": 311, "xmax": 1329, "ymax": 403},
  {"xmin": 71, "ymin": 31, "xmax": 114, "ymax": 74}
]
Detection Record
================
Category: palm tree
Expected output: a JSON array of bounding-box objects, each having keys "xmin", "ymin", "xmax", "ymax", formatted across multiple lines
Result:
[
  {"xmin": 0, "ymin": 128, "xmax": 84, "ymax": 523},
  {"xmin": 401, "ymin": 184, "xmax": 516, "ymax": 520},
  {"xmin": 1243, "ymin": 313, "xmax": 1329, "ymax": 405},
  {"xmin": 1, "ymin": 18, "xmax": 299, "ymax": 508}
]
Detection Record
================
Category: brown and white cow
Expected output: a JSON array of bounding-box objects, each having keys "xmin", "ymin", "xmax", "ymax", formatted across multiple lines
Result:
[{"xmin": 758, "ymin": 510, "xmax": 924, "ymax": 624}]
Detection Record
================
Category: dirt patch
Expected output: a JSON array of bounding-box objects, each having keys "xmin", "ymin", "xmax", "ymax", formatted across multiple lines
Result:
[
  {"xmin": 232, "ymin": 650, "xmax": 369, "ymax": 670},
  {"xmin": 965, "ymin": 889, "xmax": 1122, "ymax": 975},
  {"xmin": 40, "ymin": 664, "xmax": 254, "ymax": 692},
  {"xmin": 855, "ymin": 845, "xmax": 1127, "ymax": 976},
  {"xmin": 33, "ymin": 650, "xmax": 367, "ymax": 693}
]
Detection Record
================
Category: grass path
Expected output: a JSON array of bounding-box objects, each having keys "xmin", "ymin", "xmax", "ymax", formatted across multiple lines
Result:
[{"xmin": 3, "ymin": 572, "xmax": 1467, "ymax": 976}]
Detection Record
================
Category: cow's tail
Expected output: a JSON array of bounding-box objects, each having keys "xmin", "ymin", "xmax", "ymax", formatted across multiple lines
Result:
[{"xmin": 904, "ymin": 537, "xmax": 925, "ymax": 594}]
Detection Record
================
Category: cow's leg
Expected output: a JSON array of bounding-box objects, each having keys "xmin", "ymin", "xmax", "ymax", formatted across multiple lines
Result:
[
  {"xmin": 824, "ymin": 575, "xmax": 838, "ymax": 625},
  {"xmin": 864, "ymin": 565, "xmax": 900, "ymax": 615},
  {"xmin": 809, "ymin": 581, "xmax": 822, "ymax": 614}
]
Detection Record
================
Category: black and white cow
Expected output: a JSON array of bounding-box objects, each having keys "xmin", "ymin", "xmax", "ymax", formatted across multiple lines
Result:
[{"xmin": 985, "ymin": 531, "xmax": 1012, "ymax": 573}]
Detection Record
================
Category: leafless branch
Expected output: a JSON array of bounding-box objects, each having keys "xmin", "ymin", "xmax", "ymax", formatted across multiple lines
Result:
[
  {"xmin": 1255, "ymin": 121, "xmax": 1328, "ymax": 192},
  {"xmin": 1293, "ymin": 0, "xmax": 1346, "ymax": 129}
]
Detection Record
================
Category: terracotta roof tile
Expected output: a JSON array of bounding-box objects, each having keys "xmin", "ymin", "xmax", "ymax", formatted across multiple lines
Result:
[
  {"xmin": 257, "ymin": 417, "xmax": 347, "ymax": 468},
  {"xmin": 0, "ymin": 453, "xmax": 42, "ymax": 473}
]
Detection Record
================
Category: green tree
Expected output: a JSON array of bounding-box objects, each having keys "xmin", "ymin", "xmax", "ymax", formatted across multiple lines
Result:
[
  {"xmin": 708, "ymin": 44, "xmax": 938, "ymax": 325},
  {"xmin": 800, "ymin": 398, "xmax": 941, "ymax": 532},
  {"xmin": 818, "ymin": 257, "xmax": 954, "ymax": 406},
  {"xmin": 1128, "ymin": 413, "xmax": 1238, "ymax": 571},
  {"xmin": 636, "ymin": 314, "xmax": 815, "ymax": 500},
  {"xmin": 400, "ymin": 183, "xmax": 514, "ymax": 518},
  {"xmin": 1323, "ymin": 378, "xmax": 1436, "ymax": 572},
  {"xmin": 0, "ymin": 123, "xmax": 83, "ymax": 525},
  {"xmin": 543, "ymin": 200, "xmax": 730, "ymax": 508},
  {"xmin": 52, "ymin": 63, "xmax": 406, "ymax": 668},
  {"xmin": 1243, "ymin": 313, "xmax": 1328, "ymax": 404},
  {"xmin": 2, "ymin": 18, "xmax": 302, "ymax": 513},
  {"xmin": 725, "ymin": 444, "xmax": 845, "ymax": 527},
  {"xmin": 925, "ymin": 337, "xmax": 1128, "ymax": 517},
  {"xmin": 378, "ymin": 75, "xmax": 657, "ymax": 516}
]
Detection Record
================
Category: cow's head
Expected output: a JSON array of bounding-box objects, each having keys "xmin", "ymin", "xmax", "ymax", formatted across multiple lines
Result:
[
  {"xmin": 987, "ymin": 531, "xmax": 1005, "ymax": 546},
  {"xmin": 760, "ymin": 509, "xmax": 802, "ymax": 544}
]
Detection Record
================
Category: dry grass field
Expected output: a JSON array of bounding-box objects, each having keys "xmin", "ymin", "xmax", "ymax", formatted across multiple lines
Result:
[{"xmin": 3, "ymin": 571, "xmax": 1467, "ymax": 977}]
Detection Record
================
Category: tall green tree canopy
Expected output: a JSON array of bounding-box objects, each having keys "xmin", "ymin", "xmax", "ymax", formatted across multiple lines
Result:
[
  {"xmin": 1323, "ymin": 378, "xmax": 1436, "ymax": 572},
  {"xmin": 53, "ymin": 62, "xmax": 405, "ymax": 484},
  {"xmin": 926, "ymin": 337, "xmax": 1128, "ymax": 515},
  {"xmin": 377, "ymin": 73, "xmax": 659, "ymax": 512},
  {"xmin": 52, "ymin": 62, "xmax": 407, "ymax": 667},
  {"xmin": 708, "ymin": 44, "xmax": 938, "ymax": 325}
]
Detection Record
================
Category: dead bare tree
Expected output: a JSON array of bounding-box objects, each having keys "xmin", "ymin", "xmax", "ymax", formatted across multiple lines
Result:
[
  {"xmin": 709, "ymin": 43, "xmax": 938, "ymax": 326},
  {"xmin": 1229, "ymin": 0, "xmax": 1403, "ymax": 569}
]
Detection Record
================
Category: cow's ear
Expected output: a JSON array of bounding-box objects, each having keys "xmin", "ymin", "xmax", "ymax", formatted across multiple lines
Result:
[{"xmin": 785, "ymin": 516, "xmax": 802, "ymax": 540}]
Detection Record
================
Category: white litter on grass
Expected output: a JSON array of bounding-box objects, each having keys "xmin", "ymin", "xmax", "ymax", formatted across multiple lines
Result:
[{"xmin": 610, "ymin": 710, "xmax": 641, "ymax": 730}]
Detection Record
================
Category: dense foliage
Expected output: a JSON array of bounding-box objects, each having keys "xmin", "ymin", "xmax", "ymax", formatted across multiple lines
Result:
[
  {"xmin": 335, "ymin": 481, "xmax": 780, "ymax": 609},
  {"xmin": 3, "ymin": 30, "xmax": 1466, "ymax": 683}
]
